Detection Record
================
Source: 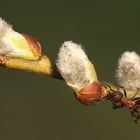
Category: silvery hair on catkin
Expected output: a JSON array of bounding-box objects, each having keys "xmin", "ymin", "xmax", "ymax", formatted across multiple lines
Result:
[
  {"xmin": 0, "ymin": 17, "xmax": 12, "ymax": 38},
  {"xmin": 56, "ymin": 41, "xmax": 93, "ymax": 91},
  {"xmin": 0, "ymin": 17, "xmax": 14, "ymax": 55},
  {"xmin": 116, "ymin": 51, "xmax": 140, "ymax": 89}
]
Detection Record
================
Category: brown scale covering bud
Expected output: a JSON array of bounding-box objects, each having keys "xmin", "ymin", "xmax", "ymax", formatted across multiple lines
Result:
[
  {"xmin": 75, "ymin": 82, "xmax": 103, "ymax": 105},
  {"xmin": 23, "ymin": 34, "xmax": 41, "ymax": 58}
]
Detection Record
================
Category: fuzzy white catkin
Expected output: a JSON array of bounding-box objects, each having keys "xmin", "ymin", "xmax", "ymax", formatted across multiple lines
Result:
[
  {"xmin": 0, "ymin": 17, "xmax": 26, "ymax": 56},
  {"xmin": 0, "ymin": 18, "xmax": 12, "ymax": 37},
  {"xmin": 0, "ymin": 17, "xmax": 37, "ymax": 59},
  {"xmin": 56, "ymin": 41, "xmax": 96, "ymax": 91},
  {"xmin": 116, "ymin": 51, "xmax": 140, "ymax": 89},
  {"xmin": 0, "ymin": 17, "xmax": 14, "ymax": 54}
]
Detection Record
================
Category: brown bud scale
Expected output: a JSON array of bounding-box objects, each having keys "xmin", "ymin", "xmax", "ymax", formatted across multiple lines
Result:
[
  {"xmin": 23, "ymin": 34, "xmax": 42, "ymax": 58},
  {"xmin": 75, "ymin": 82, "xmax": 104, "ymax": 105}
]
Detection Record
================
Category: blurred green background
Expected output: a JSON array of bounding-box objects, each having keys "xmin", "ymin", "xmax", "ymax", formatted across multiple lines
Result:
[{"xmin": 0, "ymin": 0, "xmax": 140, "ymax": 140}]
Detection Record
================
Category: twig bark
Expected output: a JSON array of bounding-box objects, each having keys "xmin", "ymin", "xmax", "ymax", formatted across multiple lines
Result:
[{"xmin": 0, "ymin": 55, "xmax": 62, "ymax": 79}]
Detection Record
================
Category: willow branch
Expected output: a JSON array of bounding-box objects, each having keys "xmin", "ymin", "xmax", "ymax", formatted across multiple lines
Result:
[
  {"xmin": 0, "ymin": 53, "xmax": 140, "ymax": 122},
  {"xmin": 0, "ymin": 55, "xmax": 62, "ymax": 79},
  {"xmin": 0, "ymin": 54, "xmax": 139, "ymax": 100},
  {"xmin": 0, "ymin": 17, "xmax": 139, "ymax": 122}
]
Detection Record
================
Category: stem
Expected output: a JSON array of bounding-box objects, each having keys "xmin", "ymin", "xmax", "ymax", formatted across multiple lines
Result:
[
  {"xmin": 1, "ymin": 54, "xmax": 140, "ymax": 121},
  {"xmin": 0, "ymin": 55, "xmax": 140, "ymax": 101},
  {"xmin": 0, "ymin": 55, "xmax": 62, "ymax": 79},
  {"xmin": 1, "ymin": 55, "xmax": 140, "ymax": 109},
  {"xmin": 100, "ymin": 81, "xmax": 140, "ymax": 101}
]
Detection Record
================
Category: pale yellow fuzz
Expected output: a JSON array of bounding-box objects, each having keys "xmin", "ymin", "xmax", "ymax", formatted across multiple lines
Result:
[
  {"xmin": 88, "ymin": 60, "xmax": 98, "ymax": 83},
  {"xmin": 0, "ymin": 17, "xmax": 38, "ymax": 60},
  {"xmin": 7, "ymin": 32, "xmax": 36, "ymax": 60}
]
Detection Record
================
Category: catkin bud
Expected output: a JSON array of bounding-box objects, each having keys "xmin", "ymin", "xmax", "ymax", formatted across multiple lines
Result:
[
  {"xmin": 56, "ymin": 41, "xmax": 103, "ymax": 105},
  {"xmin": 0, "ymin": 17, "xmax": 41, "ymax": 60},
  {"xmin": 116, "ymin": 51, "xmax": 140, "ymax": 90}
]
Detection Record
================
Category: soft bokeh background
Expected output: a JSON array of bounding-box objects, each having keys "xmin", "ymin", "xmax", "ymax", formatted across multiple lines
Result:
[{"xmin": 0, "ymin": 0, "xmax": 140, "ymax": 140}]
